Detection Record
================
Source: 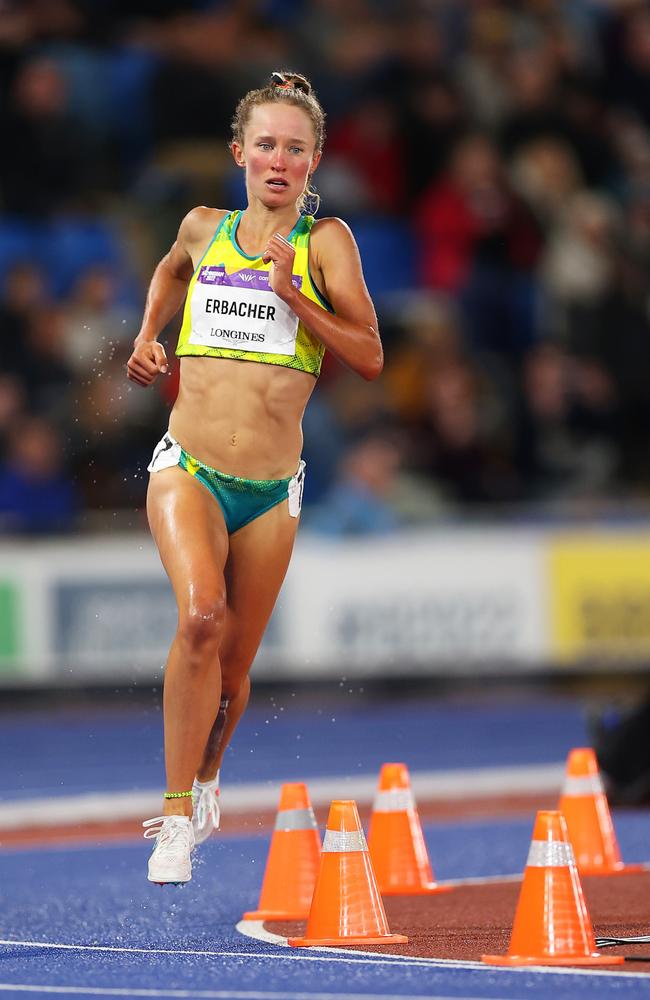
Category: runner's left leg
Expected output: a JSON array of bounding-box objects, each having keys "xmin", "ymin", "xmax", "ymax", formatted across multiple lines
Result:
[{"xmin": 196, "ymin": 499, "xmax": 299, "ymax": 781}]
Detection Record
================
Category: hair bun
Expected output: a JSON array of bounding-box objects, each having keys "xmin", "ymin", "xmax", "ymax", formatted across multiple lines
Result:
[{"xmin": 270, "ymin": 71, "xmax": 311, "ymax": 94}]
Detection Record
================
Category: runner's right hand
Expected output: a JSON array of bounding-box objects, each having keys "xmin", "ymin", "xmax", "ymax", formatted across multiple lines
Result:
[{"xmin": 127, "ymin": 341, "xmax": 169, "ymax": 387}]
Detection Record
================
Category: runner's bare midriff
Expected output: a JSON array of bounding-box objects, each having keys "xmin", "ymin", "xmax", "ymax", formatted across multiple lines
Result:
[{"xmin": 169, "ymin": 356, "xmax": 315, "ymax": 479}]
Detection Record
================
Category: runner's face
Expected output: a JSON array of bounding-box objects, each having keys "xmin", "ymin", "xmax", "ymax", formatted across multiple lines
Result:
[{"xmin": 235, "ymin": 103, "xmax": 320, "ymax": 208}]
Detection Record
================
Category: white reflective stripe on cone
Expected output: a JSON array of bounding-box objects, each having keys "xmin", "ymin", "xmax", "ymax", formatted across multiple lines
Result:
[
  {"xmin": 322, "ymin": 829, "xmax": 368, "ymax": 853},
  {"xmin": 562, "ymin": 775, "xmax": 605, "ymax": 796},
  {"xmin": 372, "ymin": 789, "xmax": 415, "ymax": 813},
  {"xmin": 274, "ymin": 807, "xmax": 318, "ymax": 831},
  {"xmin": 526, "ymin": 840, "xmax": 576, "ymax": 868}
]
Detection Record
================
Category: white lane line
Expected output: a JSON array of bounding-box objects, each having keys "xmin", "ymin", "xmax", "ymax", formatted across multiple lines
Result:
[
  {"xmin": 234, "ymin": 921, "xmax": 649, "ymax": 979},
  {"xmin": 0, "ymin": 763, "xmax": 564, "ymax": 830},
  {"xmin": 0, "ymin": 988, "xmax": 492, "ymax": 1000},
  {"xmin": 0, "ymin": 939, "xmax": 461, "ymax": 969},
  {"xmin": 0, "ymin": 936, "xmax": 645, "ymax": 982},
  {"xmin": 235, "ymin": 921, "xmax": 481, "ymax": 967}
]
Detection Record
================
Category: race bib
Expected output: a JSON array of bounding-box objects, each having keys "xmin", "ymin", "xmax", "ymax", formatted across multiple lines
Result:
[
  {"xmin": 189, "ymin": 266, "xmax": 301, "ymax": 356},
  {"xmin": 288, "ymin": 460, "xmax": 306, "ymax": 518},
  {"xmin": 148, "ymin": 433, "xmax": 181, "ymax": 473}
]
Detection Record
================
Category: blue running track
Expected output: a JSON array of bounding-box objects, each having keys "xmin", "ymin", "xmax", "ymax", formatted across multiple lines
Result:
[
  {"xmin": 1, "ymin": 695, "xmax": 649, "ymax": 1000},
  {"xmin": 1, "ymin": 696, "xmax": 590, "ymax": 799}
]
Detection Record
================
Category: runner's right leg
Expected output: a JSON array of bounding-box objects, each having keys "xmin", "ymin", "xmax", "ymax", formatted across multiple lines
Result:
[
  {"xmin": 144, "ymin": 466, "xmax": 229, "ymax": 882},
  {"xmin": 147, "ymin": 465, "xmax": 229, "ymax": 813}
]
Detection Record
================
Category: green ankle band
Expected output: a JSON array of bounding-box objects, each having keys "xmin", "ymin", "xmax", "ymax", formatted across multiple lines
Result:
[{"xmin": 163, "ymin": 790, "xmax": 193, "ymax": 799}]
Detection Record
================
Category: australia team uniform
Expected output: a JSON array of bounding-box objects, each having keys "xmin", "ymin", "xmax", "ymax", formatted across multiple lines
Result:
[{"xmin": 148, "ymin": 210, "xmax": 331, "ymax": 532}]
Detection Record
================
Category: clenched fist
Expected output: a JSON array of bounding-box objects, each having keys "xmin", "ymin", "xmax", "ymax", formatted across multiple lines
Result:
[{"xmin": 127, "ymin": 340, "xmax": 169, "ymax": 387}]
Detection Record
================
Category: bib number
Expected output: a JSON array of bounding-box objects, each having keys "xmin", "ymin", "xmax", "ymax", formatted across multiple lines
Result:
[{"xmin": 189, "ymin": 268, "xmax": 299, "ymax": 356}]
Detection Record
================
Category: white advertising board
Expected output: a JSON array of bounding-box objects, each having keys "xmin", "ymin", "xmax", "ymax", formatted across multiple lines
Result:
[
  {"xmin": 0, "ymin": 528, "xmax": 547, "ymax": 683},
  {"xmin": 283, "ymin": 531, "xmax": 546, "ymax": 675}
]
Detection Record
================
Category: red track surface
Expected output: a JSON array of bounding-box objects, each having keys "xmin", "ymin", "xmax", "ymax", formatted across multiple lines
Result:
[{"xmin": 272, "ymin": 872, "xmax": 650, "ymax": 973}]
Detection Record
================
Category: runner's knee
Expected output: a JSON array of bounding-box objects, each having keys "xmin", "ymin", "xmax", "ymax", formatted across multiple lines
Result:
[{"xmin": 177, "ymin": 594, "xmax": 226, "ymax": 654}]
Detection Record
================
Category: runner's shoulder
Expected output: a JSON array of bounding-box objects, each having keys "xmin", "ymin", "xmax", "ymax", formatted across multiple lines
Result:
[
  {"xmin": 310, "ymin": 216, "xmax": 354, "ymax": 240},
  {"xmin": 178, "ymin": 207, "xmax": 230, "ymax": 251},
  {"xmin": 310, "ymin": 216, "xmax": 359, "ymax": 263}
]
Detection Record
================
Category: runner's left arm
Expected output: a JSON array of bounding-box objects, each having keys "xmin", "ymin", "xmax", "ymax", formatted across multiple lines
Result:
[{"xmin": 263, "ymin": 219, "xmax": 382, "ymax": 381}]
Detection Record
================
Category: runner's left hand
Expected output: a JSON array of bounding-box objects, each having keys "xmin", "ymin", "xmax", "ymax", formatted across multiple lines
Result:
[{"xmin": 263, "ymin": 233, "xmax": 296, "ymax": 301}]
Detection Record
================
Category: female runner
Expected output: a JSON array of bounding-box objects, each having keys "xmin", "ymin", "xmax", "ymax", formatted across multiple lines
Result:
[{"xmin": 127, "ymin": 71, "xmax": 382, "ymax": 884}]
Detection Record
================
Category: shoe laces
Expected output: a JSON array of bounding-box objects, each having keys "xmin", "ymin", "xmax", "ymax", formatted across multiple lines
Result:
[
  {"xmin": 142, "ymin": 815, "xmax": 193, "ymax": 857},
  {"xmin": 194, "ymin": 780, "xmax": 220, "ymax": 831}
]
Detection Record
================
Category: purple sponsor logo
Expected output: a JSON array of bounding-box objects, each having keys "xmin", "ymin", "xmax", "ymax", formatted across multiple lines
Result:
[
  {"xmin": 198, "ymin": 266, "xmax": 225, "ymax": 285},
  {"xmin": 198, "ymin": 265, "xmax": 302, "ymax": 291}
]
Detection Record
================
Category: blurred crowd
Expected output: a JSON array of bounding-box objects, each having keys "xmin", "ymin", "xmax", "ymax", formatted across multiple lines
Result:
[{"xmin": 1, "ymin": 0, "xmax": 650, "ymax": 534}]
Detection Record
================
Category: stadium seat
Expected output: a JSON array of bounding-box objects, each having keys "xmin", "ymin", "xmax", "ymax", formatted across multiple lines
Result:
[
  {"xmin": 40, "ymin": 219, "xmax": 123, "ymax": 297},
  {"xmin": 347, "ymin": 218, "xmax": 416, "ymax": 303}
]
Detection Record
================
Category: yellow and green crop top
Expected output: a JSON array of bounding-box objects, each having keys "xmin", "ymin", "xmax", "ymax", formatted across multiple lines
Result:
[{"xmin": 176, "ymin": 210, "xmax": 332, "ymax": 377}]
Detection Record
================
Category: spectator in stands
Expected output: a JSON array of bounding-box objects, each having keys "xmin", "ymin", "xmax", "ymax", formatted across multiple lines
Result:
[
  {"xmin": 412, "ymin": 352, "xmax": 517, "ymax": 504},
  {"xmin": 455, "ymin": 4, "xmax": 512, "ymax": 130},
  {"xmin": 0, "ymin": 375, "xmax": 26, "ymax": 461},
  {"xmin": 0, "ymin": 417, "xmax": 77, "ymax": 534},
  {"xmin": 299, "ymin": 391, "xmax": 346, "ymax": 506},
  {"xmin": 514, "ymin": 344, "xmax": 618, "ymax": 500},
  {"xmin": 541, "ymin": 191, "xmax": 621, "ymax": 322},
  {"xmin": 400, "ymin": 73, "xmax": 467, "ymax": 205},
  {"xmin": 381, "ymin": 292, "xmax": 463, "ymax": 426},
  {"xmin": 542, "ymin": 190, "xmax": 650, "ymax": 488},
  {"xmin": 0, "ymin": 262, "xmax": 46, "ymax": 376},
  {"xmin": 296, "ymin": 3, "xmax": 395, "ymax": 118},
  {"xmin": 0, "ymin": 58, "xmax": 96, "ymax": 215},
  {"xmin": 376, "ymin": 17, "xmax": 463, "ymax": 201},
  {"xmin": 62, "ymin": 267, "xmax": 138, "ymax": 376},
  {"xmin": 416, "ymin": 132, "xmax": 542, "ymax": 358},
  {"xmin": 326, "ymin": 95, "xmax": 406, "ymax": 214},
  {"xmin": 305, "ymin": 434, "xmax": 403, "ymax": 536},
  {"xmin": 149, "ymin": 7, "xmax": 241, "ymax": 146},
  {"xmin": 71, "ymin": 342, "xmax": 166, "ymax": 510},
  {"xmin": 498, "ymin": 44, "xmax": 567, "ymax": 157},
  {"xmin": 500, "ymin": 43, "xmax": 619, "ymax": 189},
  {"xmin": 510, "ymin": 137, "xmax": 583, "ymax": 234},
  {"xmin": 603, "ymin": 4, "xmax": 650, "ymax": 130},
  {"xmin": 20, "ymin": 306, "xmax": 74, "ymax": 420}
]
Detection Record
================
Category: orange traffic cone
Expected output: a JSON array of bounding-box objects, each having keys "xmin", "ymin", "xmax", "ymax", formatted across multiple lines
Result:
[
  {"xmin": 559, "ymin": 747, "xmax": 644, "ymax": 876},
  {"xmin": 482, "ymin": 810, "xmax": 624, "ymax": 966},
  {"xmin": 289, "ymin": 800, "xmax": 408, "ymax": 947},
  {"xmin": 243, "ymin": 782, "xmax": 321, "ymax": 921},
  {"xmin": 367, "ymin": 762, "xmax": 451, "ymax": 896}
]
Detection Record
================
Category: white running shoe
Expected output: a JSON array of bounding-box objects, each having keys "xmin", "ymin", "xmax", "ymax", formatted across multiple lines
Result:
[
  {"xmin": 143, "ymin": 815, "xmax": 195, "ymax": 884},
  {"xmin": 191, "ymin": 772, "xmax": 221, "ymax": 845}
]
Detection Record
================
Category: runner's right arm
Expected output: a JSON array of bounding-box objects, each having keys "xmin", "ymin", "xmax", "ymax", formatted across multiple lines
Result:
[{"xmin": 127, "ymin": 207, "xmax": 222, "ymax": 387}]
